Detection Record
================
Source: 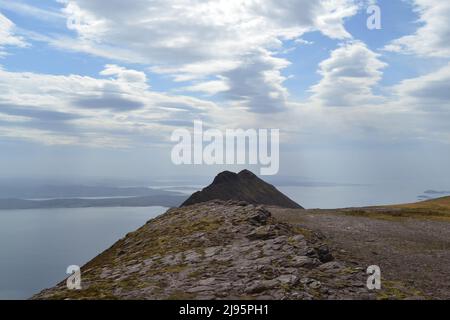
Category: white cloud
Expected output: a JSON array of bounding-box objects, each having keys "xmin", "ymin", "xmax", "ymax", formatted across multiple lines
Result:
[
  {"xmin": 393, "ymin": 62, "xmax": 450, "ymax": 109},
  {"xmin": 295, "ymin": 39, "xmax": 314, "ymax": 46},
  {"xmin": 100, "ymin": 64, "xmax": 149, "ymax": 89},
  {"xmin": 384, "ymin": 0, "xmax": 450, "ymax": 57},
  {"xmin": 0, "ymin": 1, "xmax": 63, "ymax": 22},
  {"xmin": 309, "ymin": 41, "xmax": 387, "ymax": 107},
  {"xmin": 3, "ymin": 1, "xmax": 447, "ymax": 147},
  {"xmin": 182, "ymin": 79, "xmax": 230, "ymax": 95},
  {"xmin": 221, "ymin": 49, "xmax": 291, "ymax": 113},
  {"xmin": 0, "ymin": 65, "xmax": 219, "ymax": 146},
  {"xmin": 56, "ymin": 0, "xmax": 357, "ymax": 66},
  {"xmin": 0, "ymin": 12, "xmax": 27, "ymax": 55},
  {"xmin": 51, "ymin": 0, "xmax": 358, "ymax": 113}
]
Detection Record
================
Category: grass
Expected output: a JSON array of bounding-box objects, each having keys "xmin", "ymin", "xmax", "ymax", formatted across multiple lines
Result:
[
  {"xmin": 292, "ymin": 225, "xmax": 314, "ymax": 240},
  {"xmin": 166, "ymin": 291, "xmax": 196, "ymax": 300},
  {"xmin": 377, "ymin": 280, "xmax": 426, "ymax": 300},
  {"xmin": 394, "ymin": 196, "xmax": 450, "ymax": 210},
  {"xmin": 337, "ymin": 197, "xmax": 450, "ymax": 222}
]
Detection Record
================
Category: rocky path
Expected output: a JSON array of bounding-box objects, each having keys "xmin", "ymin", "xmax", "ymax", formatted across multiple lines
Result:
[{"xmin": 270, "ymin": 207, "xmax": 450, "ymax": 299}]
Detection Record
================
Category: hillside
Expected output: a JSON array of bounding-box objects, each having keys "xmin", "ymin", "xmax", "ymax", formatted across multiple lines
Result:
[
  {"xmin": 182, "ymin": 170, "xmax": 302, "ymax": 209},
  {"xmin": 332, "ymin": 196, "xmax": 450, "ymax": 221},
  {"xmin": 391, "ymin": 196, "xmax": 450, "ymax": 212},
  {"xmin": 34, "ymin": 200, "xmax": 379, "ymax": 300}
]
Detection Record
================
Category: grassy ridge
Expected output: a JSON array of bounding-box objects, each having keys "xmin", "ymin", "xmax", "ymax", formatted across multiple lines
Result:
[
  {"xmin": 391, "ymin": 196, "xmax": 450, "ymax": 211},
  {"xmin": 336, "ymin": 196, "xmax": 450, "ymax": 221}
]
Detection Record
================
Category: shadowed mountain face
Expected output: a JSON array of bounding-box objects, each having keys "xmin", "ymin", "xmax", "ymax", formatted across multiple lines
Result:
[{"xmin": 181, "ymin": 170, "xmax": 303, "ymax": 209}]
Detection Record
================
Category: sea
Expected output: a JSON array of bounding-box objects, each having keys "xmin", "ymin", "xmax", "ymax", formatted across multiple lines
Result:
[{"xmin": 0, "ymin": 206, "xmax": 166, "ymax": 300}]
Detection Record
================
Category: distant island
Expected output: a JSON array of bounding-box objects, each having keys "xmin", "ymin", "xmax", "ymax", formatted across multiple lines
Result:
[
  {"xmin": 0, "ymin": 184, "xmax": 181, "ymax": 199},
  {"xmin": 417, "ymin": 190, "xmax": 450, "ymax": 201},
  {"xmin": 424, "ymin": 190, "xmax": 450, "ymax": 195},
  {"xmin": 0, "ymin": 195, "xmax": 188, "ymax": 210},
  {"xmin": 0, "ymin": 185, "xmax": 188, "ymax": 210}
]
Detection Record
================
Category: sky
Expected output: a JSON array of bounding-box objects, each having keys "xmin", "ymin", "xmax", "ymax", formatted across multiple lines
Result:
[{"xmin": 0, "ymin": 0, "xmax": 449, "ymax": 186}]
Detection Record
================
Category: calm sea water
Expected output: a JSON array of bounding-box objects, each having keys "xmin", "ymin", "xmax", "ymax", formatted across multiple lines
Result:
[
  {"xmin": 278, "ymin": 184, "xmax": 427, "ymax": 209},
  {"xmin": 0, "ymin": 206, "xmax": 167, "ymax": 300}
]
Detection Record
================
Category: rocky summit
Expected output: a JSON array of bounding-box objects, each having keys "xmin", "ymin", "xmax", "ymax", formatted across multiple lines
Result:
[
  {"xmin": 34, "ymin": 200, "xmax": 376, "ymax": 300},
  {"xmin": 181, "ymin": 170, "xmax": 303, "ymax": 209}
]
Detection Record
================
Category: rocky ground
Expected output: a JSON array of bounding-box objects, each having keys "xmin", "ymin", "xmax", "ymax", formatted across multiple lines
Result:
[
  {"xmin": 270, "ymin": 206, "xmax": 450, "ymax": 299},
  {"xmin": 32, "ymin": 200, "xmax": 419, "ymax": 300}
]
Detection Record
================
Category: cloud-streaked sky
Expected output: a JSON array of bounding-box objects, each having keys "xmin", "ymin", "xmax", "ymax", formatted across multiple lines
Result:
[{"xmin": 0, "ymin": 0, "xmax": 449, "ymax": 184}]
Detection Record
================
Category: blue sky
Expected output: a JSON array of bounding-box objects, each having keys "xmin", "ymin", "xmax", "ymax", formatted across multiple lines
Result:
[{"xmin": 0, "ymin": 0, "xmax": 449, "ymax": 185}]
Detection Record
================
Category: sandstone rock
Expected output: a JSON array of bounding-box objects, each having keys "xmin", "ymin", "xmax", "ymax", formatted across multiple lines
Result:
[
  {"xmin": 247, "ymin": 209, "xmax": 271, "ymax": 226},
  {"xmin": 309, "ymin": 281, "xmax": 322, "ymax": 289},
  {"xmin": 318, "ymin": 261, "xmax": 343, "ymax": 272},
  {"xmin": 290, "ymin": 256, "xmax": 320, "ymax": 269},
  {"xmin": 198, "ymin": 278, "xmax": 216, "ymax": 286},
  {"xmin": 187, "ymin": 286, "xmax": 215, "ymax": 293},
  {"xmin": 276, "ymin": 275, "xmax": 298, "ymax": 285},
  {"xmin": 247, "ymin": 225, "xmax": 276, "ymax": 240},
  {"xmin": 204, "ymin": 246, "xmax": 221, "ymax": 257},
  {"xmin": 245, "ymin": 279, "xmax": 278, "ymax": 294}
]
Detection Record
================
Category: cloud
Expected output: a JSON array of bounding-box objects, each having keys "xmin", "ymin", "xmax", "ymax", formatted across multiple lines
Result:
[
  {"xmin": 393, "ymin": 62, "xmax": 450, "ymax": 109},
  {"xmin": 0, "ymin": 65, "xmax": 219, "ymax": 146},
  {"xmin": 309, "ymin": 41, "xmax": 387, "ymax": 107},
  {"xmin": 221, "ymin": 49, "xmax": 291, "ymax": 113},
  {"xmin": 0, "ymin": 1, "xmax": 64, "ymax": 22},
  {"xmin": 384, "ymin": 0, "xmax": 450, "ymax": 58},
  {"xmin": 75, "ymin": 96, "xmax": 145, "ymax": 112},
  {"xmin": 0, "ymin": 106, "xmax": 82, "ymax": 134},
  {"xmin": 181, "ymin": 79, "xmax": 230, "ymax": 96},
  {"xmin": 56, "ymin": 0, "xmax": 357, "ymax": 67},
  {"xmin": 0, "ymin": 12, "xmax": 27, "ymax": 55},
  {"xmin": 50, "ymin": 0, "xmax": 358, "ymax": 113},
  {"xmin": 0, "ymin": 104, "xmax": 83, "ymax": 121},
  {"xmin": 100, "ymin": 64, "xmax": 148, "ymax": 88},
  {"xmin": 295, "ymin": 39, "xmax": 314, "ymax": 46}
]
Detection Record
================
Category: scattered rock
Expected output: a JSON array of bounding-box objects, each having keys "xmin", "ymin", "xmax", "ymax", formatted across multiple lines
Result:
[
  {"xmin": 198, "ymin": 278, "xmax": 216, "ymax": 286},
  {"xmin": 309, "ymin": 281, "xmax": 322, "ymax": 289},
  {"xmin": 245, "ymin": 279, "xmax": 278, "ymax": 294},
  {"xmin": 315, "ymin": 245, "xmax": 334, "ymax": 263},
  {"xmin": 290, "ymin": 256, "xmax": 320, "ymax": 269},
  {"xmin": 276, "ymin": 275, "xmax": 298, "ymax": 285}
]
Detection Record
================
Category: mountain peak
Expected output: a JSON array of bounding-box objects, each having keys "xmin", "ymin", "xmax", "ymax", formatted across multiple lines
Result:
[
  {"xmin": 181, "ymin": 170, "xmax": 303, "ymax": 209},
  {"xmin": 238, "ymin": 169, "xmax": 258, "ymax": 178},
  {"xmin": 212, "ymin": 171, "xmax": 239, "ymax": 184},
  {"xmin": 212, "ymin": 170, "xmax": 257, "ymax": 185}
]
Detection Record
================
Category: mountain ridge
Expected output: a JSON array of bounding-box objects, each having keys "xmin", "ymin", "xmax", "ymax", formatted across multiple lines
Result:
[{"xmin": 33, "ymin": 200, "xmax": 376, "ymax": 300}]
